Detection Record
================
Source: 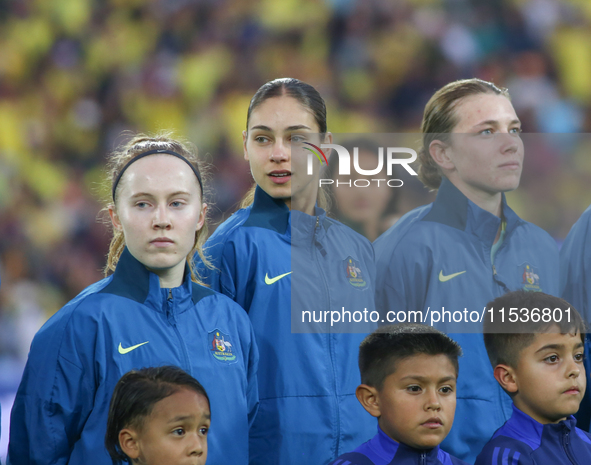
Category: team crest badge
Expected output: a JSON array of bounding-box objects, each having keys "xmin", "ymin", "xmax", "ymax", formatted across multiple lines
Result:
[
  {"xmin": 343, "ymin": 256, "xmax": 367, "ymax": 289},
  {"xmin": 208, "ymin": 329, "xmax": 236, "ymax": 362},
  {"xmin": 520, "ymin": 263, "xmax": 542, "ymax": 292}
]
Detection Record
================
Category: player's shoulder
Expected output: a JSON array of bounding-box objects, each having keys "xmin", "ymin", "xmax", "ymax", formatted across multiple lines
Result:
[
  {"xmin": 374, "ymin": 203, "xmax": 434, "ymax": 248},
  {"xmin": 474, "ymin": 432, "xmax": 534, "ymax": 465}
]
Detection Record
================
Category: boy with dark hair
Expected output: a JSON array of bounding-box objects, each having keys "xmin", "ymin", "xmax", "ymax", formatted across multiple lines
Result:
[
  {"xmin": 476, "ymin": 290, "xmax": 591, "ymax": 465},
  {"xmin": 330, "ymin": 323, "xmax": 469, "ymax": 465}
]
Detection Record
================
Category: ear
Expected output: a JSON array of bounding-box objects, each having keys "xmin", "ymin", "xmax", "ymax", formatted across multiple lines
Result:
[
  {"xmin": 428, "ymin": 139, "xmax": 455, "ymax": 171},
  {"xmin": 196, "ymin": 202, "xmax": 208, "ymax": 232},
  {"xmin": 243, "ymin": 130, "xmax": 249, "ymax": 161},
  {"xmin": 493, "ymin": 364, "xmax": 518, "ymax": 394},
  {"xmin": 356, "ymin": 384, "xmax": 382, "ymax": 418},
  {"xmin": 109, "ymin": 205, "xmax": 123, "ymax": 232},
  {"xmin": 119, "ymin": 428, "xmax": 140, "ymax": 459}
]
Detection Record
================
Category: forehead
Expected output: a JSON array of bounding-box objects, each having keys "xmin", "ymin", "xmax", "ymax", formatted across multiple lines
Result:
[
  {"xmin": 248, "ymin": 95, "xmax": 318, "ymax": 131},
  {"xmin": 388, "ymin": 353, "xmax": 457, "ymax": 381},
  {"xmin": 149, "ymin": 388, "xmax": 210, "ymax": 421},
  {"xmin": 116, "ymin": 154, "xmax": 201, "ymax": 198},
  {"xmin": 451, "ymin": 93, "xmax": 517, "ymax": 133}
]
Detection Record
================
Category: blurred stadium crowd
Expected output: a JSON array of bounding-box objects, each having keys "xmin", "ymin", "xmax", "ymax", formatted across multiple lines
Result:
[{"xmin": 2, "ymin": 0, "xmax": 591, "ymax": 444}]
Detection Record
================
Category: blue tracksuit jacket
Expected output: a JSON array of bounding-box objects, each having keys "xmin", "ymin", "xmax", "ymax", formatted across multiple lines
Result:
[
  {"xmin": 197, "ymin": 187, "xmax": 377, "ymax": 465},
  {"xmin": 374, "ymin": 179, "xmax": 559, "ymax": 463},
  {"xmin": 329, "ymin": 427, "xmax": 469, "ymax": 465},
  {"xmin": 8, "ymin": 248, "xmax": 258, "ymax": 465},
  {"xmin": 559, "ymin": 203, "xmax": 591, "ymax": 430},
  {"xmin": 474, "ymin": 404, "xmax": 591, "ymax": 464}
]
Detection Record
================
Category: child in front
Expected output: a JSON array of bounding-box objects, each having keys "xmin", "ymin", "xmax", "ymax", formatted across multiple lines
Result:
[
  {"xmin": 476, "ymin": 290, "xmax": 591, "ymax": 465},
  {"xmin": 330, "ymin": 323, "xmax": 469, "ymax": 465},
  {"xmin": 105, "ymin": 366, "xmax": 210, "ymax": 465}
]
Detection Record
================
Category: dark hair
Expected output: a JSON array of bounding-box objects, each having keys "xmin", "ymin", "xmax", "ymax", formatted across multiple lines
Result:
[
  {"xmin": 359, "ymin": 323, "xmax": 462, "ymax": 390},
  {"xmin": 483, "ymin": 290, "xmax": 586, "ymax": 369},
  {"xmin": 418, "ymin": 78, "xmax": 511, "ymax": 190},
  {"xmin": 105, "ymin": 366, "xmax": 210, "ymax": 463},
  {"xmin": 240, "ymin": 77, "xmax": 329, "ymax": 209},
  {"xmin": 246, "ymin": 77, "xmax": 327, "ymax": 135}
]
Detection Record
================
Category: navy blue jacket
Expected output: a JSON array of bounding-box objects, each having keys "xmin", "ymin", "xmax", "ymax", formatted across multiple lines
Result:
[
  {"xmin": 8, "ymin": 248, "xmax": 258, "ymax": 465},
  {"xmin": 330, "ymin": 427, "xmax": 469, "ymax": 465},
  {"xmin": 197, "ymin": 187, "xmax": 377, "ymax": 465},
  {"xmin": 374, "ymin": 179, "xmax": 560, "ymax": 463},
  {"xmin": 475, "ymin": 405, "xmax": 591, "ymax": 465}
]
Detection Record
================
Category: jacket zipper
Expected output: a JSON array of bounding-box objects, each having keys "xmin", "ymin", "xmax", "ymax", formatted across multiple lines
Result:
[
  {"xmin": 313, "ymin": 216, "xmax": 340, "ymax": 454},
  {"xmin": 166, "ymin": 289, "xmax": 192, "ymax": 374},
  {"xmin": 563, "ymin": 428, "xmax": 578, "ymax": 465},
  {"xmin": 420, "ymin": 451, "xmax": 426, "ymax": 465}
]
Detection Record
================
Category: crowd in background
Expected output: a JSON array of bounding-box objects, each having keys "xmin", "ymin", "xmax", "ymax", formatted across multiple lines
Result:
[{"xmin": 2, "ymin": 0, "xmax": 591, "ymax": 455}]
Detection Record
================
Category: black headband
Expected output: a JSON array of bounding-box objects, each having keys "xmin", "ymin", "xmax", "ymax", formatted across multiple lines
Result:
[{"xmin": 112, "ymin": 149, "xmax": 203, "ymax": 201}]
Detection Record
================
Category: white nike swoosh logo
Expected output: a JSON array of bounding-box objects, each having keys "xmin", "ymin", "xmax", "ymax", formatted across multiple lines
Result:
[
  {"xmin": 118, "ymin": 341, "xmax": 149, "ymax": 354},
  {"xmin": 265, "ymin": 272, "xmax": 292, "ymax": 285},
  {"xmin": 438, "ymin": 270, "xmax": 466, "ymax": 282}
]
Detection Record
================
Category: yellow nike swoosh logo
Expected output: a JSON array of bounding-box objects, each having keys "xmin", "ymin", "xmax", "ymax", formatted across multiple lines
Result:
[
  {"xmin": 439, "ymin": 270, "xmax": 466, "ymax": 282},
  {"xmin": 118, "ymin": 341, "xmax": 149, "ymax": 354},
  {"xmin": 265, "ymin": 272, "xmax": 292, "ymax": 285}
]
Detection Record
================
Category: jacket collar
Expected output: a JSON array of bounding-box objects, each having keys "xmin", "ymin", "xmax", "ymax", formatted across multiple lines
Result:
[
  {"xmin": 100, "ymin": 247, "xmax": 195, "ymax": 313},
  {"xmin": 243, "ymin": 186, "xmax": 290, "ymax": 234},
  {"xmin": 503, "ymin": 404, "xmax": 577, "ymax": 451},
  {"xmin": 367, "ymin": 426, "xmax": 442, "ymax": 463},
  {"xmin": 422, "ymin": 177, "xmax": 524, "ymax": 246}
]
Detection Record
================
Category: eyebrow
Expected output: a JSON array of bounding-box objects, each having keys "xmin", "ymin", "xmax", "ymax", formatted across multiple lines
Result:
[
  {"xmin": 167, "ymin": 413, "xmax": 211, "ymax": 423},
  {"xmin": 399, "ymin": 375, "xmax": 456, "ymax": 383},
  {"xmin": 535, "ymin": 341, "xmax": 584, "ymax": 353},
  {"xmin": 250, "ymin": 124, "xmax": 312, "ymax": 132},
  {"xmin": 130, "ymin": 191, "xmax": 191, "ymax": 199},
  {"xmin": 472, "ymin": 119, "xmax": 521, "ymax": 128}
]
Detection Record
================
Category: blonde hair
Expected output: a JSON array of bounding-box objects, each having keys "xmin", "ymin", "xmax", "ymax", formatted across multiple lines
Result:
[
  {"xmin": 104, "ymin": 132, "xmax": 211, "ymax": 284},
  {"xmin": 418, "ymin": 78, "xmax": 511, "ymax": 190}
]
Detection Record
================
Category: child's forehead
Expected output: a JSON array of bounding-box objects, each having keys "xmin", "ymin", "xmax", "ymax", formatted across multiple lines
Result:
[
  {"xmin": 388, "ymin": 353, "xmax": 457, "ymax": 380},
  {"xmin": 527, "ymin": 330, "xmax": 583, "ymax": 349}
]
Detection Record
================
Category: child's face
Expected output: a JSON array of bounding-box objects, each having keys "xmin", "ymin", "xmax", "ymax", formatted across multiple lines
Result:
[
  {"xmin": 376, "ymin": 354, "xmax": 457, "ymax": 449},
  {"xmin": 133, "ymin": 388, "xmax": 210, "ymax": 465},
  {"xmin": 512, "ymin": 331, "xmax": 585, "ymax": 424}
]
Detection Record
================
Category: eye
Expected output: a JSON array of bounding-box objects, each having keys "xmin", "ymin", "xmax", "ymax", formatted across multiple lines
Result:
[
  {"xmin": 199, "ymin": 426, "xmax": 209, "ymax": 436},
  {"xmin": 440, "ymin": 386, "xmax": 454, "ymax": 394},
  {"xmin": 172, "ymin": 428, "xmax": 185, "ymax": 436},
  {"xmin": 136, "ymin": 201, "xmax": 150, "ymax": 208},
  {"xmin": 479, "ymin": 128, "xmax": 493, "ymax": 135},
  {"xmin": 509, "ymin": 127, "xmax": 522, "ymax": 134},
  {"xmin": 544, "ymin": 354, "xmax": 559, "ymax": 363},
  {"xmin": 254, "ymin": 135, "xmax": 270, "ymax": 144},
  {"xmin": 291, "ymin": 134, "xmax": 306, "ymax": 143},
  {"xmin": 170, "ymin": 201, "xmax": 184, "ymax": 208},
  {"xmin": 574, "ymin": 353, "xmax": 585, "ymax": 363},
  {"xmin": 406, "ymin": 385, "xmax": 422, "ymax": 393}
]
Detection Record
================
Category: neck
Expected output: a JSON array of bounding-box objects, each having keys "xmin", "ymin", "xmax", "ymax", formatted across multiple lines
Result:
[
  {"xmin": 284, "ymin": 191, "xmax": 318, "ymax": 215},
  {"xmin": 449, "ymin": 180, "xmax": 503, "ymax": 218},
  {"xmin": 147, "ymin": 262, "xmax": 186, "ymax": 289}
]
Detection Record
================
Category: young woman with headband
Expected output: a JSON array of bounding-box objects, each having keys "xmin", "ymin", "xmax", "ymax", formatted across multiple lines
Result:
[
  {"xmin": 374, "ymin": 78, "xmax": 559, "ymax": 463},
  {"xmin": 197, "ymin": 78, "xmax": 377, "ymax": 464},
  {"xmin": 8, "ymin": 133, "xmax": 258, "ymax": 464}
]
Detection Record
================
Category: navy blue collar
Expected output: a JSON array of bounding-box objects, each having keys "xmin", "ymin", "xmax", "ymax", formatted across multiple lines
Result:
[
  {"xmin": 243, "ymin": 186, "xmax": 291, "ymax": 234},
  {"xmin": 422, "ymin": 178, "xmax": 523, "ymax": 245},
  {"xmin": 99, "ymin": 247, "xmax": 210, "ymax": 310}
]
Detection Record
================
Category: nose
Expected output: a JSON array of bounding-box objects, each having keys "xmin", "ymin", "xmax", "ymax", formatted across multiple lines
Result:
[
  {"xmin": 424, "ymin": 389, "xmax": 441, "ymax": 411},
  {"xmin": 270, "ymin": 139, "xmax": 289, "ymax": 162},
  {"xmin": 187, "ymin": 433, "xmax": 206, "ymax": 456},
  {"xmin": 152, "ymin": 204, "xmax": 172, "ymax": 229},
  {"xmin": 499, "ymin": 131, "xmax": 521, "ymax": 155},
  {"xmin": 567, "ymin": 357, "xmax": 581, "ymax": 379}
]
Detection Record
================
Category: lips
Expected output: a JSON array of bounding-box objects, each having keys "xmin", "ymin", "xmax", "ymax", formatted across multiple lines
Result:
[
  {"xmin": 498, "ymin": 161, "xmax": 521, "ymax": 169},
  {"xmin": 421, "ymin": 417, "xmax": 443, "ymax": 429},
  {"xmin": 150, "ymin": 237, "xmax": 174, "ymax": 246},
  {"xmin": 269, "ymin": 170, "xmax": 291, "ymax": 184},
  {"xmin": 563, "ymin": 386, "xmax": 581, "ymax": 395}
]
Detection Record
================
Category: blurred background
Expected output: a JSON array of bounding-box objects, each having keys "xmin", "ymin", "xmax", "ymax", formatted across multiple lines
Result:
[{"xmin": 2, "ymin": 0, "xmax": 591, "ymax": 456}]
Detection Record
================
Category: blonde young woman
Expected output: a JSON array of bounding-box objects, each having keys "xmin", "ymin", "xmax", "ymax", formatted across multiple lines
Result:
[{"xmin": 8, "ymin": 134, "xmax": 258, "ymax": 464}]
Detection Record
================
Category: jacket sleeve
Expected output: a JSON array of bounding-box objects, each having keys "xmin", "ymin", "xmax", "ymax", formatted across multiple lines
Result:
[
  {"xmin": 7, "ymin": 306, "xmax": 97, "ymax": 464},
  {"xmin": 473, "ymin": 441, "xmax": 534, "ymax": 465}
]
